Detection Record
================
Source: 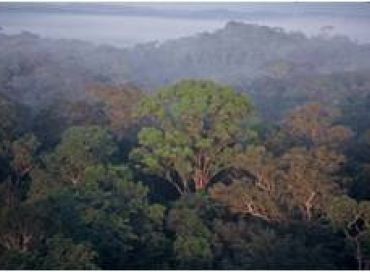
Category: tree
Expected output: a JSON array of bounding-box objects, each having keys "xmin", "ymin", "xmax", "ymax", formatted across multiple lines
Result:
[
  {"xmin": 31, "ymin": 99, "xmax": 108, "ymax": 148},
  {"xmin": 87, "ymin": 84, "xmax": 143, "ymax": 138},
  {"xmin": 328, "ymin": 196, "xmax": 370, "ymax": 269},
  {"xmin": 130, "ymin": 79, "xmax": 255, "ymax": 194},
  {"xmin": 348, "ymin": 130, "xmax": 370, "ymax": 200},
  {"xmin": 40, "ymin": 235, "xmax": 98, "ymax": 269},
  {"xmin": 210, "ymin": 180, "xmax": 281, "ymax": 222},
  {"xmin": 69, "ymin": 164, "xmax": 168, "ymax": 269},
  {"xmin": 212, "ymin": 219, "xmax": 344, "ymax": 269},
  {"xmin": 46, "ymin": 126, "xmax": 117, "ymax": 185},
  {"xmin": 26, "ymin": 161, "xmax": 170, "ymax": 269},
  {"xmin": 280, "ymin": 146, "xmax": 344, "ymax": 220},
  {"xmin": 0, "ymin": 203, "xmax": 45, "ymax": 253},
  {"xmin": 209, "ymin": 146, "xmax": 283, "ymax": 221},
  {"xmin": 273, "ymin": 103, "xmax": 352, "ymax": 220},
  {"xmin": 0, "ymin": 134, "xmax": 39, "ymax": 207},
  {"xmin": 278, "ymin": 102, "xmax": 352, "ymax": 150},
  {"xmin": 0, "ymin": 94, "xmax": 21, "ymax": 146},
  {"xmin": 166, "ymin": 194, "xmax": 215, "ymax": 268}
]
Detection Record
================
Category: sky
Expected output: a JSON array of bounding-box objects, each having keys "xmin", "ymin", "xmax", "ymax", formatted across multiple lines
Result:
[{"xmin": 1, "ymin": 3, "xmax": 370, "ymax": 47}]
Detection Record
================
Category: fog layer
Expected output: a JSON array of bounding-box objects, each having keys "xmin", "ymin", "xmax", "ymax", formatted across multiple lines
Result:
[{"xmin": 1, "ymin": 3, "xmax": 370, "ymax": 47}]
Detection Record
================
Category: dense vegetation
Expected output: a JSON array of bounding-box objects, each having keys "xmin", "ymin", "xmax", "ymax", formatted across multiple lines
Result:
[
  {"xmin": 0, "ymin": 22, "xmax": 370, "ymax": 269},
  {"xmin": 1, "ymin": 22, "xmax": 370, "ymax": 108}
]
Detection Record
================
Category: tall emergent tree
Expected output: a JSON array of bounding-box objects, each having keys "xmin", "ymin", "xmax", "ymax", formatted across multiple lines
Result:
[
  {"xmin": 209, "ymin": 146, "xmax": 283, "ymax": 222},
  {"xmin": 130, "ymin": 80, "xmax": 254, "ymax": 194},
  {"xmin": 276, "ymin": 102, "xmax": 353, "ymax": 220}
]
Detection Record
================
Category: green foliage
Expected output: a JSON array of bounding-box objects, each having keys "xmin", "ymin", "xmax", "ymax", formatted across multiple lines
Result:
[
  {"xmin": 23, "ymin": 165, "xmax": 170, "ymax": 269},
  {"xmin": 47, "ymin": 125, "xmax": 117, "ymax": 185},
  {"xmin": 0, "ymin": 95, "xmax": 20, "ymax": 143},
  {"xmin": 212, "ymin": 219, "xmax": 350, "ymax": 269},
  {"xmin": 173, "ymin": 235, "xmax": 213, "ymax": 268},
  {"xmin": 131, "ymin": 79, "xmax": 255, "ymax": 194},
  {"xmin": 0, "ymin": 202, "xmax": 49, "ymax": 260},
  {"xmin": 280, "ymin": 146, "xmax": 344, "ymax": 220},
  {"xmin": 328, "ymin": 195, "xmax": 359, "ymax": 229},
  {"xmin": 0, "ymin": 76, "xmax": 368, "ymax": 269},
  {"xmin": 270, "ymin": 102, "xmax": 353, "ymax": 154},
  {"xmin": 210, "ymin": 180, "xmax": 282, "ymax": 221},
  {"xmin": 84, "ymin": 164, "xmax": 134, "ymax": 191},
  {"xmin": 55, "ymin": 125, "xmax": 117, "ymax": 164},
  {"xmin": 328, "ymin": 196, "xmax": 370, "ymax": 269},
  {"xmin": 0, "ymin": 133, "xmax": 40, "ymax": 206},
  {"xmin": 167, "ymin": 194, "xmax": 215, "ymax": 268},
  {"xmin": 40, "ymin": 235, "xmax": 98, "ymax": 269},
  {"xmin": 9, "ymin": 134, "xmax": 40, "ymax": 175},
  {"xmin": 0, "ymin": 250, "xmax": 38, "ymax": 269}
]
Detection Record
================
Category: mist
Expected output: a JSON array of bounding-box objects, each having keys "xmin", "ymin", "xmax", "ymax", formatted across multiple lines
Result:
[
  {"xmin": 1, "ymin": 3, "xmax": 370, "ymax": 270},
  {"xmin": 1, "ymin": 3, "xmax": 370, "ymax": 47}
]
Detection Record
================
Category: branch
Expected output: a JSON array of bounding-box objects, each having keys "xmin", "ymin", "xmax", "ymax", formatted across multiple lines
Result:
[
  {"xmin": 255, "ymin": 172, "xmax": 273, "ymax": 194},
  {"xmin": 165, "ymin": 170, "xmax": 185, "ymax": 195},
  {"xmin": 243, "ymin": 198, "xmax": 271, "ymax": 222},
  {"xmin": 19, "ymin": 165, "xmax": 33, "ymax": 178}
]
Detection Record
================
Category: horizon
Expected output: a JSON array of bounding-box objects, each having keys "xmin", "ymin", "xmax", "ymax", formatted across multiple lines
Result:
[{"xmin": 1, "ymin": 2, "xmax": 370, "ymax": 47}]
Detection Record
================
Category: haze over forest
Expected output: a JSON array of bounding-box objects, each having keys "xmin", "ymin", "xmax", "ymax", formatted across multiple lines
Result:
[
  {"xmin": 2, "ymin": 3, "xmax": 370, "ymax": 46},
  {"xmin": 0, "ymin": 3, "xmax": 370, "ymax": 270}
]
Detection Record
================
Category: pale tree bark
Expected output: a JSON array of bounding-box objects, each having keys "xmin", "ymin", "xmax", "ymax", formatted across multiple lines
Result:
[
  {"xmin": 304, "ymin": 191, "xmax": 316, "ymax": 221},
  {"xmin": 355, "ymin": 237, "xmax": 363, "ymax": 270}
]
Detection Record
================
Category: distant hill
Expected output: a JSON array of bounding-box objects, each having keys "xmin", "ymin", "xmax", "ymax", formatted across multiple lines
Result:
[
  {"xmin": 125, "ymin": 21, "xmax": 370, "ymax": 88},
  {"xmin": 1, "ymin": 21, "xmax": 370, "ymax": 116}
]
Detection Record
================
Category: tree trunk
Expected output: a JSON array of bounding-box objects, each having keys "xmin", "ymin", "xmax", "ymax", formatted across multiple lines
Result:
[
  {"xmin": 193, "ymin": 153, "xmax": 210, "ymax": 190},
  {"xmin": 355, "ymin": 237, "xmax": 363, "ymax": 270},
  {"xmin": 304, "ymin": 191, "xmax": 316, "ymax": 221},
  {"xmin": 193, "ymin": 168, "xmax": 209, "ymax": 190}
]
